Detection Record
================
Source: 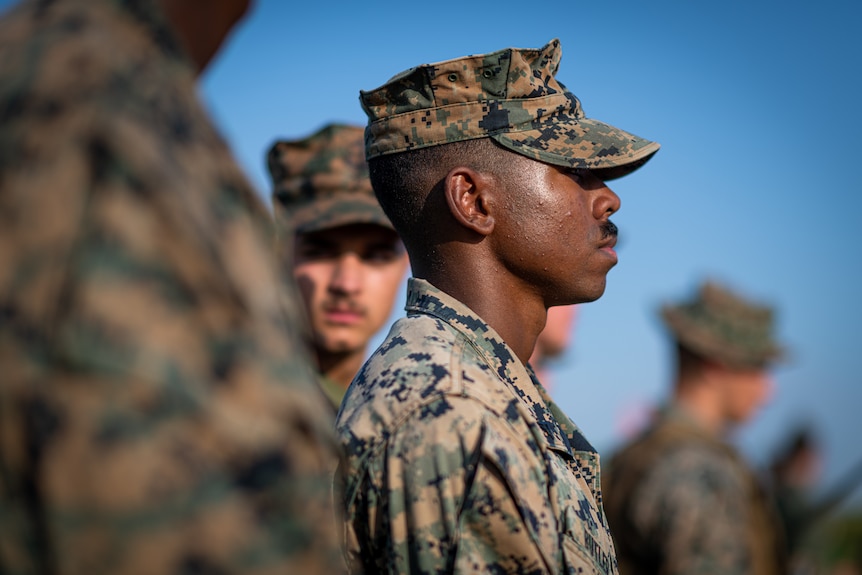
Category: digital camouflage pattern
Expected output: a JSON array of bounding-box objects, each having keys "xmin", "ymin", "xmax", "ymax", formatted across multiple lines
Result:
[
  {"xmin": 0, "ymin": 0, "xmax": 343, "ymax": 573},
  {"xmin": 360, "ymin": 38, "xmax": 660, "ymax": 181},
  {"xmin": 268, "ymin": 123, "xmax": 393, "ymax": 234},
  {"xmin": 660, "ymin": 281, "xmax": 786, "ymax": 370},
  {"xmin": 337, "ymin": 278, "xmax": 618, "ymax": 574},
  {"xmin": 603, "ymin": 406, "xmax": 785, "ymax": 575}
]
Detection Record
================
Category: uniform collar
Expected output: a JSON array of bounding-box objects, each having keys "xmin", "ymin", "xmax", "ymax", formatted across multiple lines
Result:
[
  {"xmin": 405, "ymin": 278, "xmax": 582, "ymax": 457},
  {"xmin": 659, "ymin": 402, "xmax": 720, "ymax": 437}
]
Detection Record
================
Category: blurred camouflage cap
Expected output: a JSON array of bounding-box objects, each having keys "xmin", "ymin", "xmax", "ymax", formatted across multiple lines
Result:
[
  {"xmin": 661, "ymin": 281, "xmax": 786, "ymax": 370},
  {"xmin": 360, "ymin": 38, "xmax": 659, "ymax": 180},
  {"xmin": 267, "ymin": 123, "xmax": 393, "ymax": 234}
]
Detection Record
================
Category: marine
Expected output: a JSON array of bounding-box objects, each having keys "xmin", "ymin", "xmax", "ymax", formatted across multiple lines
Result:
[
  {"xmin": 267, "ymin": 123, "xmax": 408, "ymax": 410},
  {"xmin": 336, "ymin": 38, "xmax": 659, "ymax": 574}
]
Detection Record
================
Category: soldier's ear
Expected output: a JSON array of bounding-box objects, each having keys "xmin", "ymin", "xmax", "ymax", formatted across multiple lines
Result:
[{"xmin": 443, "ymin": 166, "xmax": 495, "ymax": 237}]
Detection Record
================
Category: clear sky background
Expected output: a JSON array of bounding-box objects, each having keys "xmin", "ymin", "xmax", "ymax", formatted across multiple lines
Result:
[
  {"xmin": 201, "ymin": 0, "xmax": 862, "ymax": 506},
  {"xmin": 209, "ymin": 0, "xmax": 862, "ymax": 508},
  {"xmin": 4, "ymin": 0, "xmax": 859, "ymax": 506}
]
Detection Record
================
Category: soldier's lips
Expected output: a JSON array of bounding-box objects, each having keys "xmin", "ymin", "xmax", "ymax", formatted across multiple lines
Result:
[
  {"xmin": 324, "ymin": 309, "xmax": 364, "ymax": 325},
  {"xmin": 599, "ymin": 236, "xmax": 618, "ymax": 263}
]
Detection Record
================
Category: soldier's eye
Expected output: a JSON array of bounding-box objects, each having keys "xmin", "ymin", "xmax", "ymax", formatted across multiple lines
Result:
[
  {"xmin": 296, "ymin": 244, "xmax": 337, "ymax": 261},
  {"xmin": 363, "ymin": 246, "xmax": 401, "ymax": 264}
]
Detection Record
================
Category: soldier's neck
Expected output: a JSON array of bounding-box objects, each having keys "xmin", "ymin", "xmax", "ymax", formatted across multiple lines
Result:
[{"xmin": 318, "ymin": 348, "xmax": 367, "ymax": 390}]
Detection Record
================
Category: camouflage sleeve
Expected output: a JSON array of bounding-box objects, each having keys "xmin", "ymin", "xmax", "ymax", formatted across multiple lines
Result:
[
  {"xmin": 0, "ymin": 128, "xmax": 344, "ymax": 573},
  {"xmin": 347, "ymin": 395, "xmax": 551, "ymax": 574},
  {"xmin": 627, "ymin": 445, "xmax": 751, "ymax": 575}
]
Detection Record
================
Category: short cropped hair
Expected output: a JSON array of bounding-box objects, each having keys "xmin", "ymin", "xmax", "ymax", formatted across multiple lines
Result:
[{"xmin": 367, "ymin": 137, "xmax": 531, "ymax": 242}]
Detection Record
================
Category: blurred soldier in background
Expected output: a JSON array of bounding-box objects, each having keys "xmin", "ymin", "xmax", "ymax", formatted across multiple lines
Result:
[
  {"xmin": 0, "ymin": 0, "xmax": 343, "ymax": 573},
  {"xmin": 770, "ymin": 426, "xmax": 828, "ymax": 559},
  {"xmin": 267, "ymin": 123, "xmax": 408, "ymax": 410},
  {"xmin": 604, "ymin": 280, "xmax": 787, "ymax": 575},
  {"xmin": 768, "ymin": 425, "xmax": 862, "ymax": 571}
]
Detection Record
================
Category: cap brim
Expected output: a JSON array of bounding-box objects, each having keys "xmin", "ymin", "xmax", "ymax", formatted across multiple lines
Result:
[
  {"xmin": 492, "ymin": 117, "xmax": 660, "ymax": 181},
  {"xmin": 286, "ymin": 193, "xmax": 394, "ymax": 234}
]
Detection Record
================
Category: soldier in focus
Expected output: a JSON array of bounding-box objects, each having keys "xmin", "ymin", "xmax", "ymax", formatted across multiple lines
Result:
[
  {"xmin": 604, "ymin": 280, "xmax": 787, "ymax": 575},
  {"xmin": 0, "ymin": 0, "xmax": 343, "ymax": 573},
  {"xmin": 267, "ymin": 123, "xmax": 408, "ymax": 410},
  {"xmin": 336, "ymin": 38, "xmax": 659, "ymax": 573}
]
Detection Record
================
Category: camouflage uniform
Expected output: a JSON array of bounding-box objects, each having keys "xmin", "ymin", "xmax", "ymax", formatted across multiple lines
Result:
[
  {"xmin": 0, "ymin": 0, "xmax": 343, "ymax": 573},
  {"xmin": 337, "ymin": 279, "xmax": 617, "ymax": 574},
  {"xmin": 336, "ymin": 38, "xmax": 658, "ymax": 575},
  {"xmin": 604, "ymin": 406, "xmax": 785, "ymax": 575}
]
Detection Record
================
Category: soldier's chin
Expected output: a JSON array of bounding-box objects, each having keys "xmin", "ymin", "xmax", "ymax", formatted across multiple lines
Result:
[
  {"xmin": 579, "ymin": 290, "xmax": 605, "ymax": 305},
  {"xmin": 314, "ymin": 333, "xmax": 364, "ymax": 355},
  {"xmin": 553, "ymin": 281, "xmax": 607, "ymax": 306}
]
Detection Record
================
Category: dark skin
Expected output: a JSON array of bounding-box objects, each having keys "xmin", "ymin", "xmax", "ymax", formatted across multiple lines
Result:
[
  {"xmin": 411, "ymin": 159, "xmax": 621, "ymax": 364},
  {"xmin": 156, "ymin": 0, "xmax": 251, "ymax": 75}
]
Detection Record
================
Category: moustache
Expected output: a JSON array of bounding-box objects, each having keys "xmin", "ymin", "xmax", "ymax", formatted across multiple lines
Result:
[
  {"xmin": 601, "ymin": 220, "xmax": 618, "ymax": 240},
  {"xmin": 322, "ymin": 298, "xmax": 367, "ymax": 315}
]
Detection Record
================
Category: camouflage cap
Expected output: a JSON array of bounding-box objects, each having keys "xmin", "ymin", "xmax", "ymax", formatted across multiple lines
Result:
[
  {"xmin": 267, "ymin": 123, "xmax": 393, "ymax": 234},
  {"xmin": 661, "ymin": 281, "xmax": 786, "ymax": 370},
  {"xmin": 360, "ymin": 38, "xmax": 659, "ymax": 180}
]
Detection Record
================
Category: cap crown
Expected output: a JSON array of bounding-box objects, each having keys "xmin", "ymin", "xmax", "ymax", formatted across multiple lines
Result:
[
  {"xmin": 267, "ymin": 124, "xmax": 391, "ymax": 233},
  {"xmin": 360, "ymin": 39, "xmax": 659, "ymax": 180}
]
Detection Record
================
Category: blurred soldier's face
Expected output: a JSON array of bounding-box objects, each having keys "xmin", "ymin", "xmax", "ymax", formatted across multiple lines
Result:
[
  {"xmin": 293, "ymin": 224, "xmax": 407, "ymax": 358},
  {"xmin": 720, "ymin": 367, "xmax": 774, "ymax": 424}
]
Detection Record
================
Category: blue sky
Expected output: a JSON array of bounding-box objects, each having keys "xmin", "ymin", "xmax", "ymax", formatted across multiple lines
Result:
[
  {"xmin": 197, "ymin": 0, "xmax": 862, "ymax": 506},
  {"xmin": 3, "ymin": 0, "xmax": 859, "ymax": 505}
]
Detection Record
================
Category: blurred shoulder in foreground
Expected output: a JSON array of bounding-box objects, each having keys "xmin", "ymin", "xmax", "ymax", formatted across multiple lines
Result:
[{"xmin": 0, "ymin": 0, "xmax": 344, "ymax": 573}]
